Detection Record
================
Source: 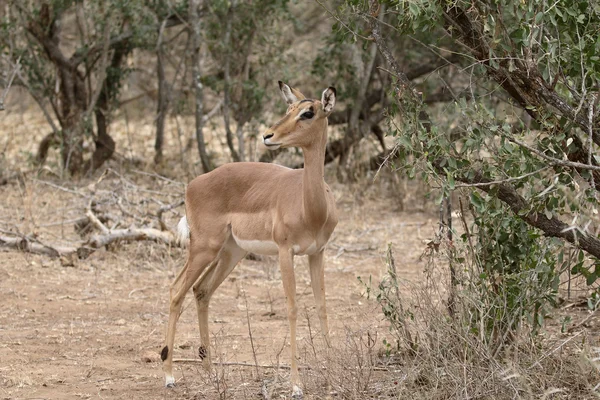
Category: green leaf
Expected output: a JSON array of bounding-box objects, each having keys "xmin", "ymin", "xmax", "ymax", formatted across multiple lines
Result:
[
  {"xmin": 535, "ymin": 12, "xmax": 544, "ymax": 24},
  {"xmin": 408, "ymin": 2, "xmax": 419, "ymax": 17},
  {"xmin": 447, "ymin": 173, "xmax": 455, "ymax": 190}
]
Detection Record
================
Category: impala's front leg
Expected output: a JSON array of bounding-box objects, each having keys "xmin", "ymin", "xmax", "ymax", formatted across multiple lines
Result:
[
  {"xmin": 308, "ymin": 250, "xmax": 330, "ymax": 347},
  {"xmin": 278, "ymin": 247, "xmax": 302, "ymax": 398}
]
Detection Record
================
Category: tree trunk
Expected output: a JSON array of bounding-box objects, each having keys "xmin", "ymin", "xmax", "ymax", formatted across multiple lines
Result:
[
  {"xmin": 58, "ymin": 66, "xmax": 87, "ymax": 175},
  {"xmin": 236, "ymin": 123, "xmax": 245, "ymax": 161},
  {"xmin": 190, "ymin": 0, "xmax": 212, "ymax": 173},
  {"xmin": 338, "ymin": 26, "xmax": 380, "ymax": 179},
  {"xmin": 222, "ymin": 2, "xmax": 240, "ymax": 162},
  {"xmin": 91, "ymin": 108, "xmax": 116, "ymax": 171},
  {"xmin": 90, "ymin": 40, "xmax": 130, "ymax": 171},
  {"xmin": 154, "ymin": 22, "xmax": 168, "ymax": 164}
]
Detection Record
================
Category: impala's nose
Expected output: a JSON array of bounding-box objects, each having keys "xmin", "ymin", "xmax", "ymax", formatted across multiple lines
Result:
[{"xmin": 263, "ymin": 133, "xmax": 274, "ymax": 141}]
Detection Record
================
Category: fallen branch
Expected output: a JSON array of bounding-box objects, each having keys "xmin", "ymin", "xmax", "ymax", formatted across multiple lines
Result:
[
  {"xmin": 85, "ymin": 201, "xmax": 179, "ymax": 249},
  {"xmin": 1, "ymin": 223, "xmax": 179, "ymax": 259},
  {"xmin": 87, "ymin": 227, "xmax": 178, "ymax": 248},
  {"xmin": 174, "ymin": 360, "xmax": 296, "ymax": 370},
  {"xmin": 0, "ymin": 234, "xmax": 77, "ymax": 257},
  {"xmin": 86, "ymin": 205, "xmax": 109, "ymax": 234},
  {"xmin": 172, "ymin": 359, "xmax": 390, "ymax": 372}
]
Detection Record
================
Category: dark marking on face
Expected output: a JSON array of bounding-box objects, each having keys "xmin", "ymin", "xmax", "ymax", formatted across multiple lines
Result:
[
  {"xmin": 299, "ymin": 99, "xmax": 314, "ymax": 104},
  {"xmin": 161, "ymin": 345, "xmax": 169, "ymax": 361},
  {"xmin": 198, "ymin": 345, "xmax": 208, "ymax": 360}
]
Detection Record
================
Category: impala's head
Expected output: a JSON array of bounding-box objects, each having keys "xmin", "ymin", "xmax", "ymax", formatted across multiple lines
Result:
[{"xmin": 263, "ymin": 81, "xmax": 336, "ymax": 150}]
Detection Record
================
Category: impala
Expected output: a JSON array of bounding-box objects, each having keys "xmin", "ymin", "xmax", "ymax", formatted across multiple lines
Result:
[{"xmin": 161, "ymin": 81, "xmax": 338, "ymax": 398}]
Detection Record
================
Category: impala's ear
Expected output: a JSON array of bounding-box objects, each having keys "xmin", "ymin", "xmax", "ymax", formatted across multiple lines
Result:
[
  {"xmin": 321, "ymin": 86, "xmax": 336, "ymax": 115},
  {"xmin": 278, "ymin": 81, "xmax": 305, "ymax": 104}
]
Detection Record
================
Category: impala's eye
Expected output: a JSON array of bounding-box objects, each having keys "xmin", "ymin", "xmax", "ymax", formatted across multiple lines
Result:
[{"xmin": 300, "ymin": 111, "xmax": 314, "ymax": 120}]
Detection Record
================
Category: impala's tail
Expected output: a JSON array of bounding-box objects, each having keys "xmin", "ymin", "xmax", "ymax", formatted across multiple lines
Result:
[{"xmin": 177, "ymin": 216, "xmax": 190, "ymax": 245}]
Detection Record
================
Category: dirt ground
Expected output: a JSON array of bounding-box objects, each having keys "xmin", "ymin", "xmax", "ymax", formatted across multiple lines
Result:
[
  {"xmin": 0, "ymin": 167, "xmax": 440, "ymax": 399},
  {"xmin": 2, "ymin": 101, "xmax": 596, "ymax": 400}
]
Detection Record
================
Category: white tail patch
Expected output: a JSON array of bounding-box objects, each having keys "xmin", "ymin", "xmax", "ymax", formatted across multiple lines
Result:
[{"xmin": 177, "ymin": 216, "xmax": 190, "ymax": 245}]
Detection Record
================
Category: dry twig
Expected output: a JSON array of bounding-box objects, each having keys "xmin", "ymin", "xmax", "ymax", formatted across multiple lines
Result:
[{"xmin": 0, "ymin": 57, "xmax": 20, "ymax": 111}]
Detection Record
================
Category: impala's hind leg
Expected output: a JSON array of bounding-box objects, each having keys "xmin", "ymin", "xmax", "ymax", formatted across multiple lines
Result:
[
  {"xmin": 193, "ymin": 231, "xmax": 247, "ymax": 370},
  {"xmin": 162, "ymin": 244, "xmax": 219, "ymax": 387}
]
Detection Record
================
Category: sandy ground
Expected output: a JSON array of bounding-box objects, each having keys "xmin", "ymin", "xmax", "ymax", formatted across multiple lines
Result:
[{"xmin": 0, "ymin": 169, "xmax": 440, "ymax": 399}]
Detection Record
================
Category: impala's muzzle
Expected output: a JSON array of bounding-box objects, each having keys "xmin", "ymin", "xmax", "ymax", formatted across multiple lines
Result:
[{"xmin": 263, "ymin": 132, "xmax": 281, "ymax": 149}]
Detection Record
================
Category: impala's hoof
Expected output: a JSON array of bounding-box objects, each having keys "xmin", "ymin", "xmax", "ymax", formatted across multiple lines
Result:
[
  {"xmin": 292, "ymin": 385, "xmax": 303, "ymax": 399},
  {"xmin": 165, "ymin": 376, "xmax": 175, "ymax": 388}
]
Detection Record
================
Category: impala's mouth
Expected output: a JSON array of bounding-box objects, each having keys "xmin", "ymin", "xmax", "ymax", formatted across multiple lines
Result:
[{"xmin": 263, "ymin": 138, "xmax": 282, "ymax": 149}]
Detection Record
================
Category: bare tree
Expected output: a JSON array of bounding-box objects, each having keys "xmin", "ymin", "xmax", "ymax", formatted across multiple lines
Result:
[
  {"xmin": 222, "ymin": 1, "xmax": 240, "ymax": 162},
  {"xmin": 154, "ymin": 20, "xmax": 169, "ymax": 164},
  {"xmin": 189, "ymin": 0, "xmax": 212, "ymax": 173}
]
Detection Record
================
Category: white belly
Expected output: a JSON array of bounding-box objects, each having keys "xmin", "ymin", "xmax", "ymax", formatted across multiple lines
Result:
[
  {"xmin": 231, "ymin": 232, "xmax": 324, "ymax": 257},
  {"xmin": 232, "ymin": 232, "xmax": 279, "ymax": 255}
]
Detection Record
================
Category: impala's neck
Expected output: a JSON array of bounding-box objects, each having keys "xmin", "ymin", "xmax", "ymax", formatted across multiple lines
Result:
[{"xmin": 301, "ymin": 120, "xmax": 328, "ymax": 227}]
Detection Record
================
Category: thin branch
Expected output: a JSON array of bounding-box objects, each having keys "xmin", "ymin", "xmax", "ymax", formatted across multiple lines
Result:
[
  {"xmin": 173, "ymin": 360, "xmax": 297, "ymax": 370},
  {"xmin": 172, "ymin": 359, "xmax": 391, "ymax": 372},
  {"xmin": 202, "ymin": 99, "xmax": 223, "ymax": 123},
  {"xmin": 84, "ymin": 18, "xmax": 112, "ymax": 118},
  {"xmin": 70, "ymin": 31, "xmax": 133, "ymax": 67},
  {"xmin": 86, "ymin": 201, "xmax": 109, "ymax": 235},
  {"xmin": 314, "ymin": 0, "xmax": 372, "ymax": 41},
  {"xmin": 242, "ymin": 286, "xmax": 260, "ymax": 377},
  {"xmin": 529, "ymin": 330, "xmax": 583, "ymax": 368},
  {"xmin": 32, "ymin": 179, "xmax": 90, "ymax": 198},
  {"xmin": 588, "ymin": 94, "xmax": 597, "ymax": 198},
  {"xmin": 157, "ymin": 199, "xmax": 185, "ymax": 231},
  {"xmin": 454, "ymin": 165, "xmax": 553, "ymax": 188},
  {"xmin": 0, "ymin": 57, "xmax": 20, "ymax": 110},
  {"xmin": 511, "ymin": 138, "xmax": 600, "ymax": 172},
  {"xmin": 566, "ymin": 309, "xmax": 599, "ymax": 333},
  {"xmin": 450, "ymin": 163, "xmax": 600, "ymax": 259}
]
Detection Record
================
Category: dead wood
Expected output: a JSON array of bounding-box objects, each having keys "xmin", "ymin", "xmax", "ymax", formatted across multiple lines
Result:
[
  {"xmin": 87, "ymin": 227, "xmax": 178, "ymax": 249},
  {"xmin": 0, "ymin": 234, "xmax": 78, "ymax": 257},
  {"xmin": 172, "ymin": 359, "xmax": 390, "ymax": 372},
  {"xmin": 1, "ymin": 217, "xmax": 180, "ymax": 259},
  {"xmin": 157, "ymin": 199, "xmax": 185, "ymax": 231}
]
